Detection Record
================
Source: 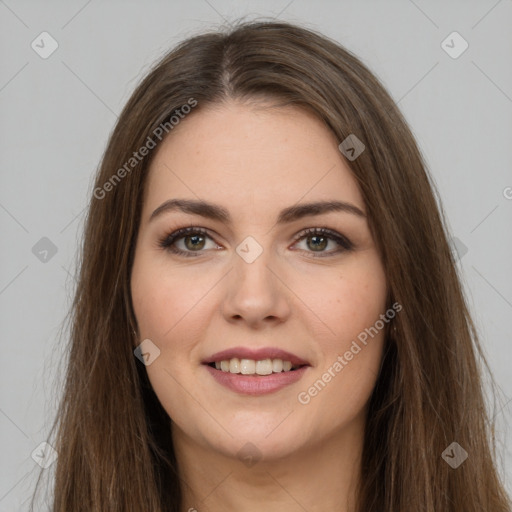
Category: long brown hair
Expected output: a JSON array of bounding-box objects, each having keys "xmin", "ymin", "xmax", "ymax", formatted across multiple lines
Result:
[{"xmin": 30, "ymin": 19, "xmax": 511, "ymax": 511}]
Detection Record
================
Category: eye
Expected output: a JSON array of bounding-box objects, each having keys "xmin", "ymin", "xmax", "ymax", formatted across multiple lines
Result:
[
  {"xmin": 158, "ymin": 226, "xmax": 354, "ymax": 258},
  {"xmin": 158, "ymin": 227, "xmax": 221, "ymax": 257},
  {"xmin": 291, "ymin": 227, "xmax": 353, "ymax": 257}
]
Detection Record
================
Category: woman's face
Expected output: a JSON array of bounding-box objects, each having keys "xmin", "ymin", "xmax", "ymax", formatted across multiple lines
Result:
[{"xmin": 130, "ymin": 100, "xmax": 388, "ymax": 461}]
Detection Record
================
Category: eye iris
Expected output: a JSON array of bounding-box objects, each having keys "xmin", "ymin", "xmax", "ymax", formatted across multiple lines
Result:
[
  {"xmin": 307, "ymin": 235, "xmax": 327, "ymax": 251},
  {"xmin": 185, "ymin": 234, "xmax": 205, "ymax": 250}
]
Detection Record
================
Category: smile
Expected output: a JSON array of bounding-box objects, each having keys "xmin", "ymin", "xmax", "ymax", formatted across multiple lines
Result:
[
  {"xmin": 202, "ymin": 346, "xmax": 311, "ymax": 395},
  {"xmin": 209, "ymin": 358, "xmax": 304, "ymax": 375}
]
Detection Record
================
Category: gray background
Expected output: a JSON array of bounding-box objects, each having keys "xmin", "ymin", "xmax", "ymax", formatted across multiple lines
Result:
[{"xmin": 1, "ymin": 0, "xmax": 511, "ymax": 509}]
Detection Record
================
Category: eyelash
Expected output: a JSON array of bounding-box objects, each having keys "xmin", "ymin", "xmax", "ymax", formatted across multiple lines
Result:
[{"xmin": 157, "ymin": 226, "xmax": 354, "ymax": 258}]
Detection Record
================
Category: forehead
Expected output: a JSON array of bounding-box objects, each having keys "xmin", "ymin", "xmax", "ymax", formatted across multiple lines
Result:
[{"xmin": 144, "ymin": 101, "xmax": 364, "ymax": 216}]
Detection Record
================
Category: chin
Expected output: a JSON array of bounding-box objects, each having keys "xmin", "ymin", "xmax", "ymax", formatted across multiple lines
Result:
[
  {"xmin": 227, "ymin": 412, "xmax": 321, "ymax": 458},
  {"xmin": 216, "ymin": 431, "xmax": 307, "ymax": 464}
]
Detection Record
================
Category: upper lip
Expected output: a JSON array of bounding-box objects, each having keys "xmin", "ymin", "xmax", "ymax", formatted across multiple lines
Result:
[{"xmin": 202, "ymin": 346, "xmax": 310, "ymax": 366}]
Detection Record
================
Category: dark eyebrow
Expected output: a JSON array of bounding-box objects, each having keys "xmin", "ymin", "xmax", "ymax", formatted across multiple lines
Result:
[{"xmin": 149, "ymin": 198, "xmax": 366, "ymax": 224}]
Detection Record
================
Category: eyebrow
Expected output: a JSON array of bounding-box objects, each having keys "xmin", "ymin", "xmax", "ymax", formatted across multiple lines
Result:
[{"xmin": 149, "ymin": 198, "xmax": 366, "ymax": 224}]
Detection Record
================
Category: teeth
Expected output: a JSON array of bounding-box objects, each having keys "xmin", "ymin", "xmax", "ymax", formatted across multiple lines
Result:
[
  {"xmin": 229, "ymin": 358, "xmax": 241, "ymax": 373},
  {"xmin": 240, "ymin": 359, "xmax": 255, "ymax": 374},
  {"xmin": 272, "ymin": 359, "xmax": 283, "ymax": 372},
  {"xmin": 212, "ymin": 358, "xmax": 300, "ymax": 375},
  {"xmin": 255, "ymin": 359, "xmax": 273, "ymax": 375}
]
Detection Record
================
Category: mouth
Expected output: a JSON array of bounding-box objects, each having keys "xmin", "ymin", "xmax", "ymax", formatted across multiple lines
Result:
[
  {"xmin": 201, "ymin": 346, "xmax": 311, "ymax": 379},
  {"xmin": 201, "ymin": 346, "xmax": 312, "ymax": 395}
]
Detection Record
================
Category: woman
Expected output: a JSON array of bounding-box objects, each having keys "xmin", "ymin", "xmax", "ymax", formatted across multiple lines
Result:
[{"xmin": 31, "ymin": 19, "xmax": 511, "ymax": 512}]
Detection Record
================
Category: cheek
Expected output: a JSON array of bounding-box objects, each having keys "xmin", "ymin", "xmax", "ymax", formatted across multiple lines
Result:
[
  {"xmin": 293, "ymin": 254, "xmax": 388, "ymax": 413},
  {"xmin": 130, "ymin": 252, "xmax": 211, "ymax": 430},
  {"xmin": 131, "ymin": 249, "xmax": 215, "ymax": 345},
  {"xmin": 294, "ymin": 251, "xmax": 388, "ymax": 348}
]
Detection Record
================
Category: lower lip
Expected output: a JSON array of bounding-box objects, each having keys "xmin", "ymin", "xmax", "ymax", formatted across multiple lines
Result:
[{"xmin": 204, "ymin": 364, "xmax": 309, "ymax": 395}]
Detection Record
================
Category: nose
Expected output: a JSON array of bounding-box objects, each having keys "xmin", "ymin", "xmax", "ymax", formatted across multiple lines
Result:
[{"xmin": 221, "ymin": 245, "xmax": 291, "ymax": 329}]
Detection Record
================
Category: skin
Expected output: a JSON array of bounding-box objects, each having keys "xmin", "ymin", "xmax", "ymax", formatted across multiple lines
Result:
[{"xmin": 130, "ymin": 99, "xmax": 389, "ymax": 512}]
